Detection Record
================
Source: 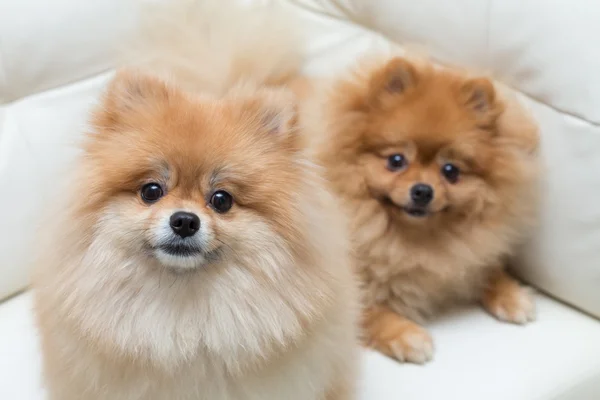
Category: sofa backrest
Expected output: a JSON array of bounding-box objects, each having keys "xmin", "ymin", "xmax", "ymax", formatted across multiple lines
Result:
[
  {"xmin": 1, "ymin": 0, "xmax": 599, "ymax": 320},
  {"xmin": 0, "ymin": 0, "xmax": 137, "ymax": 300}
]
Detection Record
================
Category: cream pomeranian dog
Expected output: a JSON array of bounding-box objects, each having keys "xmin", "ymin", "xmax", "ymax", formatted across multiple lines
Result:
[{"xmin": 32, "ymin": 1, "xmax": 358, "ymax": 399}]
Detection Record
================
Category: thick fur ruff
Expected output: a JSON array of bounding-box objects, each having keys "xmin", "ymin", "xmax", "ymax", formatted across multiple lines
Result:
[{"xmin": 33, "ymin": 1, "xmax": 358, "ymax": 399}]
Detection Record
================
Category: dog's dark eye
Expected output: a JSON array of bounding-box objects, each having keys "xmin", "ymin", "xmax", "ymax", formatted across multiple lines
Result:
[
  {"xmin": 441, "ymin": 163, "xmax": 460, "ymax": 183},
  {"xmin": 140, "ymin": 183, "xmax": 164, "ymax": 203},
  {"xmin": 210, "ymin": 190, "xmax": 233, "ymax": 213},
  {"xmin": 387, "ymin": 154, "xmax": 407, "ymax": 171}
]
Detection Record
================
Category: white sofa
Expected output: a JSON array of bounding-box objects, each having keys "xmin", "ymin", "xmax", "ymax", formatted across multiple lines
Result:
[{"xmin": 1, "ymin": 0, "xmax": 599, "ymax": 399}]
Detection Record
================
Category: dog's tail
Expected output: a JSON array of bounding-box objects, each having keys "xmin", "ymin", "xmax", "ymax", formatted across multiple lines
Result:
[{"xmin": 123, "ymin": 0, "xmax": 304, "ymax": 95}]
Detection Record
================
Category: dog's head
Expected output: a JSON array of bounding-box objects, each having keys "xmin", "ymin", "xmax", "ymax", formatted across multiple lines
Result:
[
  {"xmin": 326, "ymin": 57, "xmax": 539, "ymax": 231},
  {"xmin": 83, "ymin": 70, "xmax": 306, "ymax": 272}
]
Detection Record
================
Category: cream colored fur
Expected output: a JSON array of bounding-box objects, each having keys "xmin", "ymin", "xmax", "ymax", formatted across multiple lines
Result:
[
  {"xmin": 124, "ymin": 0, "xmax": 305, "ymax": 96},
  {"xmin": 32, "ymin": 1, "xmax": 358, "ymax": 399}
]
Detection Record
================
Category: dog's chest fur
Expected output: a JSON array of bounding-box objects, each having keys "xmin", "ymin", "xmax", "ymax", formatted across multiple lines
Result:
[
  {"xmin": 45, "ymin": 325, "xmax": 338, "ymax": 400},
  {"xmin": 351, "ymin": 199, "xmax": 507, "ymax": 322}
]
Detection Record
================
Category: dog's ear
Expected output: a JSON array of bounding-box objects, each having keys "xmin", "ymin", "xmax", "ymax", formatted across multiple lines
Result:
[
  {"xmin": 460, "ymin": 77, "xmax": 503, "ymax": 126},
  {"xmin": 368, "ymin": 57, "xmax": 419, "ymax": 109},
  {"xmin": 95, "ymin": 69, "xmax": 174, "ymax": 130},
  {"xmin": 257, "ymin": 90, "xmax": 298, "ymax": 137},
  {"xmin": 239, "ymin": 88, "xmax": 300, "ymax": 147}
]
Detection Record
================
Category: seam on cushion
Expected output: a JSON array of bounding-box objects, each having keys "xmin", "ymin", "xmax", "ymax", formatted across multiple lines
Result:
[
  {"xmin": 505, "ymin": 88, "xmax": 600, "ymax": 128},
  {"xmin": 529, "ymin": 284, "xmax": 600, "ymax": 323},
  {"xmin": 0, "ymin": 67, "xmax": 114, "ymax": 107},
  {"xmin": 18, "ymin": 69, "xmax": 113, "ymax": 104},
  {"xmin": 287, "ymin": 0, "xmax": 600, "ymax": 129},
  {"xmin": 0, "ymin": 288, "xmax": 27, "ymax": 305}
]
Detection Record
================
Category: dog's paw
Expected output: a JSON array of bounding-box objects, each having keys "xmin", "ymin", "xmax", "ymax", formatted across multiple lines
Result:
[
  {"xmin": 484, "ymin": 284, "xmax": 536, "ymax": 324},
  {"xmin": 366, "ymin": 310, "xmax": 434, "ymax": 364},
  {"xmin": 387, "ymin": 324, "xmax": 434, "ymax": 364}
]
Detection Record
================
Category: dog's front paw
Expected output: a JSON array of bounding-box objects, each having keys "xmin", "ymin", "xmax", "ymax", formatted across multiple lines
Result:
[
  {"xmin": 386, "ymin": 323, "xmax": 434, "ymax": 364},
  {"xmin": 483, "ymin": 272, "xmax": 536, "ymax": 324},
  {"xmin": 364, "ymin": 306, "xmax": 434, "ymax": 364}
]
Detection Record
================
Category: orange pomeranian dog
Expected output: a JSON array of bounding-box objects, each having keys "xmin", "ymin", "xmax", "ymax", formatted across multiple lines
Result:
[
  {"xmin": 32, "ymin": 1, "xmax": 358, "ymax": 399},
  {"xmin": 302, "ymin": 56, "xmax": 540, "ymax": 364}
]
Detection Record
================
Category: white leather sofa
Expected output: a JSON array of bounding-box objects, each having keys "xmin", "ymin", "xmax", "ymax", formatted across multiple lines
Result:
[{"xmin": 1, "ymin": 0, "xmax": 599, "ymax": 399}]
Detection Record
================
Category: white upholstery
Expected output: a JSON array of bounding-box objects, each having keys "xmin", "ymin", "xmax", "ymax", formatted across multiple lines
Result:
[
  {"xmin": 0, "ymin": 0, "xmax": 599, "ymax": 398},
  {"xmin": 2, "ymin": 293, "xmax": 600, "ymax": 400},
  {"xmin": 0, "ymin": 0, "xmax": 139, "ymax": 301}
]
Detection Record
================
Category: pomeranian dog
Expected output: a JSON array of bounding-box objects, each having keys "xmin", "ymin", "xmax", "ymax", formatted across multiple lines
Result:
[
  {"xmin": 32, "ymin": 1, "xmax": 358, "ymax": 399},
  {"xmin": 303, "ymin": 56, "xmax": 540, "ymax": 364}
]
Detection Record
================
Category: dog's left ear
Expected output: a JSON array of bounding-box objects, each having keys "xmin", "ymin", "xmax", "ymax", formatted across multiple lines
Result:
[
  {"xmin": 367, "ymin": 57, "xmax": 419, "ymax": 109},
  {"xmin": 240, "ymin": 88, "xmax": 300, "ymax": 147},
  {"xmin": 460, "ymin": 77, "xmax": 503, "ymax": 124},
  {"xmin": 257, "ymin": 89, "xmax": 298, "ymax": 137}
]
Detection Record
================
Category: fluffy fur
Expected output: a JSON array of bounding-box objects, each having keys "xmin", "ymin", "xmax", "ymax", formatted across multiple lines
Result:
[
  {"xmin": 32, "ymin": 1, "xmax": 358, "ymax": 399},
  {"xmin": 302, "ymin": 56, "xmax": 540, "ymax": 364}
]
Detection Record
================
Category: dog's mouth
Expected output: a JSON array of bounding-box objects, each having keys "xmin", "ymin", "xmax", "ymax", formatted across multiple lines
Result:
[
  {"xmin": 158, "ymin": 243, "xmax": 203, "ymax": 257},
  {"xmin": 401, "ymin": 206, "xmax": 430, "ymax": 218},
  {"xmin": 380, "ymin": 196, "xmax": 445, "ymax": 218},
  {"xmin": 150, "ymin": 241, "xmax": 222, "ymax": 271}
]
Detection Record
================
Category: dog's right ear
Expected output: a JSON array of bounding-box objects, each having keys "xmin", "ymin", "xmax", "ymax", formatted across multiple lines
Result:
[
  {"xmin": 367, "ymin": 57, "xmax": 418, "ymax": 109},
  {"xmin": 94, "ymin": 69, "xmax": 175, "ymax": 131}
]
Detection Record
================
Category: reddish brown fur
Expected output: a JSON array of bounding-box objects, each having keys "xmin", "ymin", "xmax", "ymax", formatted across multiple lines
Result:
[{"xmin": 306, "ymin": 56, "xmax": 541, "ymax": 363}]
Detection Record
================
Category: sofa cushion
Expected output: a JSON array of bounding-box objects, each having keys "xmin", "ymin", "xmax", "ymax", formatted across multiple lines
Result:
[
  {"xmin": 0, "ymin": 74, "xmax": 113, "ymax": 301},
  {"xmin": 0, "ymin": 0, "xmax": 137, "ymax": 300},
  {"xmin": 0, "ymin": 0, "xmax": 137, "ymax": 104},
  {"xmin": 2, "ymin": 292, "xmax": 599, "ymax": 400}
]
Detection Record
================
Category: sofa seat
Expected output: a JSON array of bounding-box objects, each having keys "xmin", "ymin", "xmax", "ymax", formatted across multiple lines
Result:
[{"xmin": 2, "ymin": 291, "xmax": 599, "ymax": 400}]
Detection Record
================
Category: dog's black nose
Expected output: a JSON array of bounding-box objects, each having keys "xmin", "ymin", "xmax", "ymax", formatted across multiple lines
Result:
[
  {"xmin": 170, "ymin": 212, "xmax": 200, "ymax": 238},
  {"xmin": 410, "ymin": 183, "xmax": 434, "ymax": 206}
]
